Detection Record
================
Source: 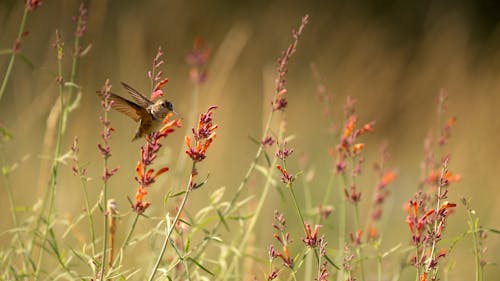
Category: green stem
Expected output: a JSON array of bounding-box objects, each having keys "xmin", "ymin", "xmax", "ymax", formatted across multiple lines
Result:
[
  {"xmin": 219, "ymin": 139, "xmax": 278, "ymax": 281},
  {"xmin": 1, "ymin": 168, "xmax": 29, "ymax": 275},
  {"xmin": 336, "ymin": 174, "xmax": 346, "ymax": 281},
  {"xmin": 0, "ymin": 6, "xmax": 29, "ymax": 102},
  {"xmin": 191, "ymin": 112, "xmax": 275, "ymax": 265},
  {"xmin": 79, "ymin": 171, "xmax": 96, "ymax": 256},
  {"xmin": 289, "ymin": 185, "xmax": 307, "ymax": 234},
  {"xmin": 466, "ymin": 208, "xmax": 482, "ymax": 281},
  {"xmin": 99, "ymin": 149, "xmax": 110, "ymax": 279},
  {"xmin": 148, "ymin": 162, "xmax": 196, "ymax": 281},
  {"xmin": 354, "ymin": 205, "xmax": 366, "ymax": 281},
  {"xmin": 377, "ymin": 254, "xmax": 382, "ymax": 281},
  {"xmin": 110, "ymin": 213, "xmax": 140, "ymax": 270},
  {"xmin": 33, "ymin": 39, "xmax": 66, "ymax": 281}
]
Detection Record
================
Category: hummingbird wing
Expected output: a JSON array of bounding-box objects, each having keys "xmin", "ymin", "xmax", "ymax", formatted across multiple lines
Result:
[
  {"xmin": 101, "ymin": 92, "xmax": 150, "ymax": 123},
  {"xmin": 121, "ymin": 82, "xmax": 153, "ymax": 109}
]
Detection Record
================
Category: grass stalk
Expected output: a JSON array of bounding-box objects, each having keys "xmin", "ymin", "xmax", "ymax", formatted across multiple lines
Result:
[
  {"xmin": 148, "ymin": 162, "xmax": 197, "ymax": 281},
  {"xmin": 0, "ymin": 5, "xmax": 29, "ymax": 101}
]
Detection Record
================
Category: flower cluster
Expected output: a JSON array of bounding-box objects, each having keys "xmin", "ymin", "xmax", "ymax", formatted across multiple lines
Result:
[
  {"xmin": 275, "ymin": 140, "xmax": 296, "ymax": 185},
  {"xmin": 132, "ymin": 115, "xmax": 181, "ymax": 214},
  {"xmin": 97, "ymin": 80, "xmax": 119, "ymax": 182},
  {"xmin": 186, "ymin": 37, "xmax": 210, "ymax": 84},
  {"xmin": 302, "ymin": 222, "xmax": 322, "ymax": 248},
  {"xmin": 367, "ymin": 143, "xmax": 396, "ymax": 240},
  {"xmin": 73, "ymin": 3, "xmax": 88, "ymax": 39},
  {"xmin": 332, "ymin": 97, "xmax": 375, "ymax": 205},
  {"xmin": 406, "ymin": 159, "xmax": 458, "ymax": 280},
  {"xmin": 272, "ymin": 14, "xmax": 309, "ymax": 111},
  {"xmin": 148, "ymin": 46, "xmax": 169, "ymax": 100},
  {"xmin": 185, "ymin": 106, "xmax": 218, "ymax": 163},
  {"xmin": 26, "ymin": 0, "xmax": 42, "ymax": 10},
  {"xmin": 261, "ymin": 136, "xmax": 275, "ymax": 147},
  {"xmin": 268, "ymin": 211, "xmax": 294, "ymax": 271}
]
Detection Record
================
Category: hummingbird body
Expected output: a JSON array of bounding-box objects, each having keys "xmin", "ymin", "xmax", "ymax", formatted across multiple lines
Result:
[{"xmin": 99, "ymin": 82, "xmax": 174, "ymax": 141}]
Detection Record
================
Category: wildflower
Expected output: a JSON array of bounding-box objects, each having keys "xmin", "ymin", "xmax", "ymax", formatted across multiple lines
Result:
[
  {"xmin": 186, "ymin": 37, "xmax": 210, "ymax": 84},
  {"xmin": 261, "ymin": 136, "xmax": 275, "ymax": 147},
  {"xmin": 185, "ymin": 106, "xmax": 218, "ymax": 162},
  {"xmin": 267, "ymin": 268, "xmax": 279, "ymax": 280},
  {"xmin": 98, "ymin": 80, "xmax": 120, "ymax": 181},
  {"xmin": 276, "ymin": 164, "xmax": 293, "ymax": 184},
  {"xmin": 302, "ymin": 222, "xmax": 321, "ymax": 248},
  {"xmin": 73, "ymin": 3, "xmax": 88, "ymax": 39},
  {"xmin": 269, "ymin": 211, "xmax": 294, "ymax": 269},
  {"xmin": 318, "ymin": 262, "xmax": 329, "ymax": 281},
  {"xmin": 26, "ymin": 0, "xmax": 42, "ymax": 10},
  {"xmin": 132, "ymin": 112, "xmax": 181, "ymax": 214},
  {"xmin": 318, "ymin": 204, "xmax": 333, "ymax": 219},
  {"xmin": 275, "ymin": 143, "xmax": 294, "ymax": 160},
  {"xmin": 272, "ymin": 15, "xmax": 309, "ymax": 111}
]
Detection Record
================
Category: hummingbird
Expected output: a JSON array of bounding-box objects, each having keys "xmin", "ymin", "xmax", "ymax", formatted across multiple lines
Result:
[{"xmin": 98, "ymin": 82, "xmax": 175, "ymax": 141}]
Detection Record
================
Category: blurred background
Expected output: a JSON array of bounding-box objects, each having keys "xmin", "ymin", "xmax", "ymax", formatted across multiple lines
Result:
[{"xmin": 1, "ymin": 0, "xmax": 499, "ymax": 280}]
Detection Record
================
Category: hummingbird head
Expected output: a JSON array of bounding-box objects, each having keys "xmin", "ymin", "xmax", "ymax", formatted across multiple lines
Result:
[
  {"xmin": 160, "ymin": 100, "xmax": 173, "ymax": 111},
  {"xmin": 150, "ymin": 99, "xmax": 175, "ymax": 119}
]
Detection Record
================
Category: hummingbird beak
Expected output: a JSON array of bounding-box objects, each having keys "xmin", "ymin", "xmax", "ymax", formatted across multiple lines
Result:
[{"xmin": 172, "ymin": 110, "xmax": 184, "ymax": 120}]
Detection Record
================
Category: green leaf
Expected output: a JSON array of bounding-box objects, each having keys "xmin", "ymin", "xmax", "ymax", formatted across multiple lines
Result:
[
  {"xmin": 486, "ymin": 227, "xmax": 500, "ymax": 234},
  {"xmin": 0, "ymin": 49, "xmax": 13, "ymax": 55},
  {"xmin": 210, "ymin": 187, "xmax": 225, "ymax": 204},
  {"xmin": 0, "ymin": 125, "xmax": 12, "ymax": 142},
  {"xmin": 263, "ymin": 151, "xmax": 271, "ymax": 167},
  {"xmin": 187, "ymin": 257, "xmax": 214, "ymax": 276},
  {"xmin": 169, "ymin": 190, "xmax": 186, "ymax": 198},
  {"xmin": 79, "ymin": 43, "xmax": 93, "ymax": 57},
  {"xmin": 184, "ymin": 234, "xmax": 191, "ymax": 252},
  {"xmin": 18, "ymin": 53, "xmax": 34, "ymax": 70},
  {"xmin": 165, "ymin": 213, "xmax": 172, "ymax": 232},
  {"xmin": 216, "ymin": 209, "xmax": 229, "ymax": 231},
  {"xmin": 247, "ymin": 135, "xmax": 261, "ymax": 146},
  {"xmin": 381, "ymin": 243, "xmax": 402, "ymax": 258},
  {"xmin": 64, "ymin": 81, "xmax": 81, "ymax": 89},
  {"xmin": 324, "ymin": 254, "xmax": 340, "ymax": 270},
  {"xmin": 203, "ymin": 235, "xmax": 223, "ymax": 242}
]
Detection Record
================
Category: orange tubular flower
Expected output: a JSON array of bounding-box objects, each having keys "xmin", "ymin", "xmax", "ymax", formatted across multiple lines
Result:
[{"xmin": 185, "ymin": 106, "xmax": 218, "ymax": 163}]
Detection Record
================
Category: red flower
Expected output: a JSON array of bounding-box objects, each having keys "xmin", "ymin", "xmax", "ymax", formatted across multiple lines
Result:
[{"xmin": 185, "ymin": 106, "xmax": 218, "ymax": 162}]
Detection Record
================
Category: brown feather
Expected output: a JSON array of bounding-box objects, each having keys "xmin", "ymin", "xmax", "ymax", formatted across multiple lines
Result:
[{"xmin": 121, "ymin": 82, "xmax": 152, "ymax": 109}]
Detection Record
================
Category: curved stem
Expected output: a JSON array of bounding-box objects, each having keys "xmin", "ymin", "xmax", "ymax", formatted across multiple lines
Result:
[
  {"xmin": 219, "ymin": 145, "xmax": 278, "ymax": 281},
  {"xmin": 33, "ymin": 39, "xmax": 66, "ymax": 281},
  {"xmin": 190, "ymin": 112, "xmax": 275, "ymax": 264},
  {"xmin": 110, "ymin": 213, "xmax": 140, "ymax": 270},
  {"xmin": 148, "ymin": 162, "xmax": 196, "ymax": 281},
  {"xmin": 0, "ymin": 6, "xmax": 29, "ymax": 101}
]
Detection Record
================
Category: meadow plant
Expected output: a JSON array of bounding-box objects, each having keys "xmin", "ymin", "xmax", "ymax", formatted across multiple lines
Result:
[{"xmin": 1, "ymin": 6, "xmax": 498, "ymax": 281}]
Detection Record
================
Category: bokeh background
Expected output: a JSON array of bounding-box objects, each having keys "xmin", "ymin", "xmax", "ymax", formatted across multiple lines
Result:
[{"xmin": 1, "ymin": 0, "xmax": 499, "ymax": 280}]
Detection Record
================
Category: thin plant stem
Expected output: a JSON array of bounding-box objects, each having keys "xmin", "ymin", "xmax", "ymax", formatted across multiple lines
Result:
[
  {"xmin": 0, "ymin": 5, "xmax": 29, "ymax": 101},
  {"xmin": 354, "ymin": 205, "xmax": 366, "ymax": 281},
  {"xmin": 1, "ymin": 169, "xmax": 29, "ymax": 274},
  {"xmin": 425, "ymin": 163, "xmax": 447, "ymax": 278},
  {"xmin": 377, "ymin": 254, "xmax": 382, "ymax": 281},
  {"xmin": 99, "ymin": 159, "xmax": 110, "ymax": 279},
  {"xmin": 190, "ymin": 112, "xmax": 275, "ymax": 264},
  {"xmin": 336, "ymin": 174, "xmax": 347, "ymax": 281},
  {"xmin": 110, "ymin": 213, "xmax": 140, "ymax": 270},
  {"xmin": 77, "ymin": 169, "xmax": 96, "ymax": 256},
  {"xmin": 220, "ymin": 141, "xmax": 278, "ymax": 281},
  {"xmin": 148, "ymin": 162, "xmax": 197, "ymax": 281},
  {"xmin": 33, "ymin": 33, "xmax": 66, "ymax": 280},
  {"xmin": 289, "ymin": 185, "xmax": 307, "ymax": 234},
  {"xmin": 466, "ymin": 210, "xmax": 482, "ymax": 281}
]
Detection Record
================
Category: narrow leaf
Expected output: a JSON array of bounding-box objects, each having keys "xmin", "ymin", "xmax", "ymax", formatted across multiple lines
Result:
[{"xmin": 188, "ymin": 257, "xmax": 214, "ymax": 276}]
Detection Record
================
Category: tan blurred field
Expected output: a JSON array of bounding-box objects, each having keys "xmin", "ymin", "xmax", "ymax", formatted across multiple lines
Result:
[{"xmin": 1, "ymin": 1, "xmax": 499, "ymax": 280}]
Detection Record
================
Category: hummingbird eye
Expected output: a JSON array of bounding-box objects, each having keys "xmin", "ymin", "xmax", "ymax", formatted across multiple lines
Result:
[{"xmin": 163, "ymin": 101, "xmax": 173, "ymax": 111}]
